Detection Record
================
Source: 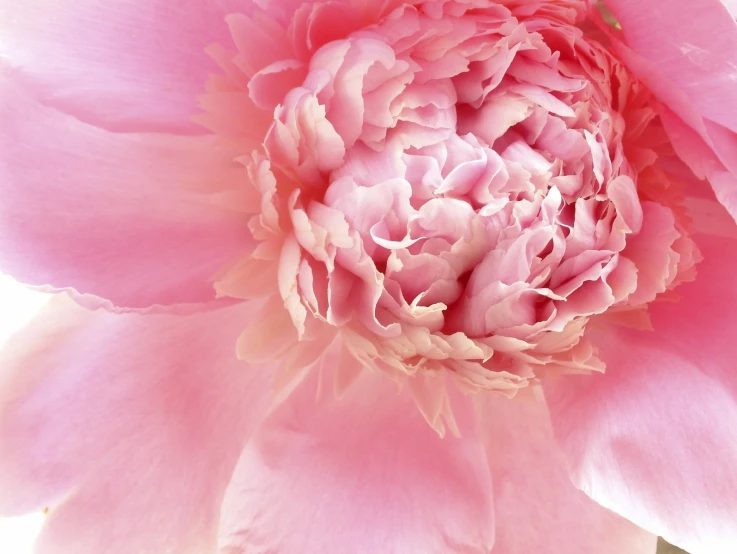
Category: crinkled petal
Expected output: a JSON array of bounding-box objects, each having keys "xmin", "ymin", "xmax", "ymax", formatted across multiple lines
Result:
[
  {"xmin": 501, "ymin": 0, "xmax": 587, "ymax": 24},
  {"xmin": 544, "ymin": 232, "xmax": 737, "ymax": 554},
  {"xmin": 0, "ymin": 295, "xmax": 274, "ymax": 554},
  {"xmin": 218, "ymin": 367, "xmax": 495, "ymax": 554},
  {"xmin": 0, "ymin": 76, "xmax": 251, "ymax": 308}
]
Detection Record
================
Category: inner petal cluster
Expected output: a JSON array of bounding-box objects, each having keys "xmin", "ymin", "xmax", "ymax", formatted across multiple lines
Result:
[{"xmin": 207, "ymin": 0, "xmax": 698, "ymax": 400}]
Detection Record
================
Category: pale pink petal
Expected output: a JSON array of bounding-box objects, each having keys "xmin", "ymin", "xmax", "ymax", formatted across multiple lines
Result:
[
  {"xmin": 193, "ymin": 90, "xmax": 274, "ymax": 149},
  {"xmin": 544, "ymin": 233, "xmax": 737, "ymax": 554},
  {"xmin": 594, "ymin": 4, "xmax": 737, "ymax": 222},
  {"xmin": 218, "ymin": 368, "xmax": 495, "ymax": 554},
  {"xmin": 0, "ymin": 78, "xmax": 250, "ymax": 308},
  {"xmin": 685, "ymin": 197, "xmax": 737, "ymax": 239},
  {"xmin": 620, "ymin": 202, "xmax": 680, "ymax": 306},
  {"xmin": 0, "ymin": 0, "xmax": 251, "ymax": 133},
  {"xmin": 475, "ymin": 389, "xmax": 657, "ymax": 554},
  {"xmin": 457, "ymin": 96, "xmax": 532, "ymax": 147},
  {"xmin": 0, "ymin": 295, "xmax": 275, "ymax": 553},
  {"xmin": 723, "ymin": 0, "xmax": 737, "ymax": 18}
]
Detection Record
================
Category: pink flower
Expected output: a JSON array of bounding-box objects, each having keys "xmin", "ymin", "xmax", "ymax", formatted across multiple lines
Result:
[{"xmin": 1, "ymin": 0, "xmax": 736, "ymax": 553}]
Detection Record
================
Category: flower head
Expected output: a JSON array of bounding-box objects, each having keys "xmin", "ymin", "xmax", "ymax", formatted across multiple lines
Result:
[
  {"xmin": 1, "ymin": 1, "xmax": 737, "ymax": 554},
  {"xmin": 208, "ymin": 0, "xmax": 699, "ymax": 424}
]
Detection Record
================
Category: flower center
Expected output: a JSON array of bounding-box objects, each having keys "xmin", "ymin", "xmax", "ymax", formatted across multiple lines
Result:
[{"xmin": 202, "ymin": 0, "xmax": 699, "ymax": 406}]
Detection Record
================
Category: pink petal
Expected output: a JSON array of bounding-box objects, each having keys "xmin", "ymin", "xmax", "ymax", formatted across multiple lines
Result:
[
  {"xmin": 0, "ymin": 295, "xmax": 275, "ymax": 553},
  {"xmin": 501, "ymin": 0, "xmax": 587, "ymax": 24},
  {"xmin": 236, "ymin": 294, "xmax": 300, "ymax": 363},
  {"xmin": 660, "ymin": 108, "xmax": 737, "ymax": 224},
  {"xmin": 475, "ymin": 389, "xmax": 656, "ymax": 554},
  {"xmin": 596, "ymin": 3, "xmax": 737, "ymax": 223},
  {"xmin": 457, "ymin": 95, "xmax": 532, "ymax": 147},
  {"xmin": 297, "ymin": 1, "xmax": 366, "ymax": 54},
  {"xmin": 247, "ymin": 59, "xmax": 307, "ymax": 111},
  {"xmin": 226, "ymin": 11, "xmax": 293, "ymax": 77},
  {"xmin": 620, "ymin": 202, "xmax": 680, "ymax": 306},
  {"xmin": 1, "ymin": 0, "xmax": 248, "ymax": 133},
  {"xmin": 218, "ymin": 368, "xmax": 495, "ymax": 554},
  {"xmin": 603, "ymin": 0, "xmax": 737, "ymax": 134},
  {"xmin": 0, "ymin": 78, "xmax": 251, "ymax": 308},
  {"xmin": 544, "ymin": 233, "xmax": 737, "ymax": 554}
]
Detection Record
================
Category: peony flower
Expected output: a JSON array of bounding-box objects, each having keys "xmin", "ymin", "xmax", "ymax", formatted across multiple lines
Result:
[{"xmin": 1, "ymin": 0, "xmax": 736, "ymax": 552}]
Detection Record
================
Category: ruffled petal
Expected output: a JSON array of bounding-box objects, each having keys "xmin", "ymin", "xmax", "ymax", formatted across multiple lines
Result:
[
  {"xmin": 544, "ymin": 231, "xmax": 737, "ymax": 554},
  {"xmin": 0, "ymin": 76, "xmax": 251, "ymax": 308},
  {"xmin": 475, "ymin": 388, "xmax": 656, "ymax": 554},
  {"xmin": 0, "ymin": 295, "xmax": 274, "ymax": 554},
  {"xmin": 217, "ymin": 368, "xmax": 495, "ymax": 554},
  {"xmin": 0, "ymin": 0, "xmax": 250, "ymax": 133}
]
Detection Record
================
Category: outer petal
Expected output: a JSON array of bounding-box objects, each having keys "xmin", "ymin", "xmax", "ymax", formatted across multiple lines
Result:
[
  {"xmin": 217, "ymin": 368, "xmax": 495, "ymax": 554},
  {"xmin": 601, "ymin": 0, "xmax": 737, "ymax": 134},
  {"xmin": 0, "ymin": 295, "xmax": 274, "ymax": 554},
  {"xmin": 596, "ymin": 0, "xmax": 737, "ymax": 221},
  {"xmin": 0, "ymin": 76, "xmax": 251, "ymax": 309},
  {"xmin": 475, "ymin": 388, "xmax": 656, "ymax": 554},
  {"xmin": 0, "ymin": 0, "xmax": 250, "ymax": 133},
  {"xmin": 544, "ymin": 232, "xmax": 737, "ymax": 554},
  {"xmin": 660, "ymin": 109, "xmax": 737, "ymax": 228}
]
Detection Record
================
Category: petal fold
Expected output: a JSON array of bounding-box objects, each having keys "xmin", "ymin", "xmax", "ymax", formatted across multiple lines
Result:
[
  {"xmin": 0, "ymin": 77, "xmax": 251, "ymax": 308},
  {"xmin": 475, "ymin": 388, "xmax": 656, "ymax": 554}
]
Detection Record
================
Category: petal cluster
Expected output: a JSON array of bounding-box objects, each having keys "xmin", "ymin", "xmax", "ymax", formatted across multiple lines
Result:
[{"xmin": 206, "ymin": 0, "xmax": 698, "ymax": 410}]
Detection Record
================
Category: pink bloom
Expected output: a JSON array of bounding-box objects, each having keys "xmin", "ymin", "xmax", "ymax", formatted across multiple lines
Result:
[{"xmin": 1, "ymin": 0, "xmax": 736, "ymax": 553}]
